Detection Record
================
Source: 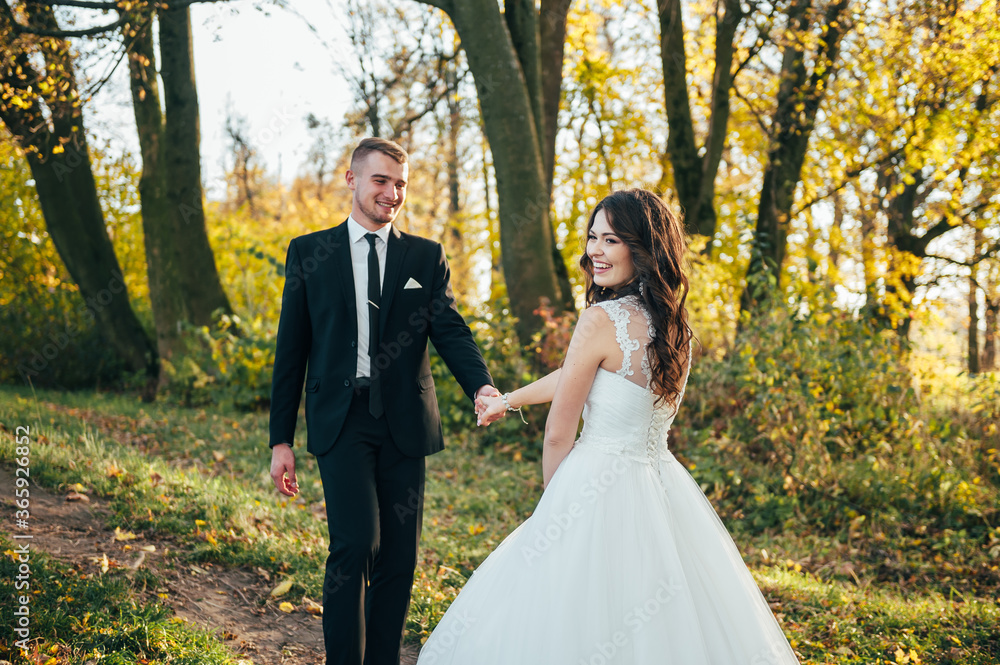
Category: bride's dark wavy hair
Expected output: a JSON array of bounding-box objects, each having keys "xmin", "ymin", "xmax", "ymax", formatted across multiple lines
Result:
[{"xmin": 579, "ymin": 189, "xmax": 694, "ymax": 406}]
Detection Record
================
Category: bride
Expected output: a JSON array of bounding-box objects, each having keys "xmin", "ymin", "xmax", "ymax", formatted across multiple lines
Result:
[{"xmin": 416, "ymin": 189, "xmax": 799, "ymax": 665}]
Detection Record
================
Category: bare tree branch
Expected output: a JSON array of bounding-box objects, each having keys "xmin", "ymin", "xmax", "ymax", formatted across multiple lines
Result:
[
  {"xmin": 5, "ymin": 11, "xmax": 126, "ymax": 36},
  {"xmin": 30, "ymin": 0, "xmax": 119, "ymax": 9},
  {"xmin": 731, "ymin": 82, "xmax": 770, "ymax": 135}
]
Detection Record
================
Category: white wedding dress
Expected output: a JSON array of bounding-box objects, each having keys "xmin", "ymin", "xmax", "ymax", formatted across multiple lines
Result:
[{"xmin": 416, "ymin": 296, "xmax": 799, "ymax": 665}]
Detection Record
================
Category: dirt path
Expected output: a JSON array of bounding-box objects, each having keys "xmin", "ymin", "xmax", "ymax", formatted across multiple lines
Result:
[{"xmin": 0, "ymin": 466, "xmax": 418, "ymax": 665}]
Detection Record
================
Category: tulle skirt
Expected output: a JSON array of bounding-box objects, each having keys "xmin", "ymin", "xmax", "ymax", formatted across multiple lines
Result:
[{"xmin": 416, "ymin": 445, "xmax": 800, "ymax": 665}]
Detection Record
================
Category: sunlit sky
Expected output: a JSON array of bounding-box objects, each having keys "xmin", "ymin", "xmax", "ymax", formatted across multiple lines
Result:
[{"xmin": 84, "ymin": 1, "xmax": 355, "ymax": 198}]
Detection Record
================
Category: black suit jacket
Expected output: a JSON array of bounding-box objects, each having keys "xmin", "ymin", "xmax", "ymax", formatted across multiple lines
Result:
[{"xmin": 268, "ymin": 221, "xmax": 492, "ymax": 458}]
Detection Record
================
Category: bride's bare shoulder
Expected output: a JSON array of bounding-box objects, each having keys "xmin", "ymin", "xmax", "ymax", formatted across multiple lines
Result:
[{"xmin": 568, "ymin": 303, "xmax": 615, "ymax": 348}]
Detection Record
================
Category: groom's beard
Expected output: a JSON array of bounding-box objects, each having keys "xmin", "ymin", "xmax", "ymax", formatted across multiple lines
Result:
[{"xmin": 359, "ymin": 198, "xmax": 400, "ymax": 225}]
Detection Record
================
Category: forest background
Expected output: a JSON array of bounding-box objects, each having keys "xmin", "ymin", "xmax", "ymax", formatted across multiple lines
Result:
[{"xmin": 1, "ymin": 0, "xmax": 999, "ymax": 663}]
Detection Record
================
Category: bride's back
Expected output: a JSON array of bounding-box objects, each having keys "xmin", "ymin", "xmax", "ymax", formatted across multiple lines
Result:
[{"xmin": 575, "ymin": 295, "xmax": 687, "ymax": 465}]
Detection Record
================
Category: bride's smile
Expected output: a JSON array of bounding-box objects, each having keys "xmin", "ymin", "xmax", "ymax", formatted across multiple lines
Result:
[{"xmin": 587, "ymin": 209, "xmax": 636, "ymax": 291}]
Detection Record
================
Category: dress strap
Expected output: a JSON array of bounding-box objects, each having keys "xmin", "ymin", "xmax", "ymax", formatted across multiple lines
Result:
[{"xmin": 593, "ymin": 298, "xmax": 641, "ymax": 379}]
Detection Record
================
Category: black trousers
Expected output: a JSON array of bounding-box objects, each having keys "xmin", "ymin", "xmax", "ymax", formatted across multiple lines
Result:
[{"xmin": 316, "ymin": 387, "xmax": 425, "ymax": 665}]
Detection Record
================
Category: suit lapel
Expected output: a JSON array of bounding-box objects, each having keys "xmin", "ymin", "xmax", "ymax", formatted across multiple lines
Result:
[
  {"xmin": 331, "ymin": 222, "xmax": 357, "ymax": 323},
  {"xmin": 380, "ymin": 225, "xmax": 408, "ymax": 331}
]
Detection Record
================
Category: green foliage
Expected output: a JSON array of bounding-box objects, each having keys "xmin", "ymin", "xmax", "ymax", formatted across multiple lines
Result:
[
  {"xmin": 0, "ymin": 140, "xmax": 135, "ymax": 390},
  {"xmin": 678, "ymin": 306, "xmax": 999, "ymax": 576},
  {"xmin": 159, "ymin": 314, "xmax": 275, "ymax": 411}
]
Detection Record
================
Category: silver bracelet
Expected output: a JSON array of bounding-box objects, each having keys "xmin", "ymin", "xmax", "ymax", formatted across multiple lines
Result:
[{"xmin": 501, "ymin": 392, "xmax": 528, "ymax": 424}]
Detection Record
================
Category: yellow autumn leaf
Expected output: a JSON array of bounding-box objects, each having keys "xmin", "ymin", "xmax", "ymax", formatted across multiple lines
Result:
[
  {"xmin": 114, "ymin": 527, "xmax": 137, "ymax": 541},
  {"xmin": 278, "ymin": 601, "xmax": 295, "ymax": 613},
  {"xmin": 270, "ymin": 579, "xmax": 293, "ymax": 597}
]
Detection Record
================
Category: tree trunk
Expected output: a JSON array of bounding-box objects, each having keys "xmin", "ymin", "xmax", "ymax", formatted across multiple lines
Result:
[
  {"xmin": 158, "ymin": 5, "xmax": 233, "ymax": 327},
  {"xmin": 983, "ymin": 296, "xmax": 997, "ymax": 371},
  {"xmin": 657, "ymin": 0, "xmax": 742, "ymax": 239},
  {"xmin": 739, "ymin": 0, "xmax": 851, "ymax": 318},
  {"xmin": 125, "ymin": 12, "xmax": 187, "ymax": 367},
  {"xmin": 480, "ymin": 129, "xmax": 505, "ymax": 303},
  {"xmin": 828, "ymin": 191, "xmax": 845, "ymax": 281},
  {"xmin": 878, "ymin": 165, "xmax": 964, "ymax": 338},
  {"xmin": 417, "ymin": 0, "xmax": 563, "ymax": 342},
  {"xmin": 513, "ymin": 0, "xmax": 575, "ymax": 312},
  {"xmin": 539, "ymin": 0, "xmax": 572, "ymax": 194},
  {"xmin": 0, "ymin": 7, "xmax": 158, "ymax": 397},
  {"xmin": 858, "ymin": 208, "xmax": 881, "ymax": 320},
  {"xmin": 657, "ymin": 0, "xmax": 700, "ymax": 227},
  {"xmin": 443, "ymin": 70, "xmax": 469, "ymax": 301},
  {"xmin": 968, "ymin": 228, "xmax": 982, "ymax": 374}
]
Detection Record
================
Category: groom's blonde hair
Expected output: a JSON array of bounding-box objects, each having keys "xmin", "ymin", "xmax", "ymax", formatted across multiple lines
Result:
[{"xmin": 351, "ymin": 137, "xmax": 408, "ymax": 170}]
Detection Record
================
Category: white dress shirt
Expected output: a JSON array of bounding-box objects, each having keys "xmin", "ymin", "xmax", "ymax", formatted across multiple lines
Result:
[{"xmin": 348, "ymin": 215, "xmax": 390, "ymax": 378}]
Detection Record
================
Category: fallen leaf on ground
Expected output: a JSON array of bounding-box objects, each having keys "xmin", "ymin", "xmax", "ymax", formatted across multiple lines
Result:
[
  {"xmin": 270, "ymin": 579, "xmax": 293, "ymax": 597},
  {"xmin": 303, "ymin": 597, "xmax": 323, "ymax": 615}
]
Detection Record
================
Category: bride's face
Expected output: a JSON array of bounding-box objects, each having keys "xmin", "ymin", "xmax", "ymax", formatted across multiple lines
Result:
[{"xmin": 587, "ymin": 210, "xmax": 636, "ymax": 290}]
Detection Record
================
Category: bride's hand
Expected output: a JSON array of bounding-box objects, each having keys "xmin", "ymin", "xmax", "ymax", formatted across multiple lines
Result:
[{"xmin": 476, "ymin": 394, "xmax": 507, "ymax": 426}]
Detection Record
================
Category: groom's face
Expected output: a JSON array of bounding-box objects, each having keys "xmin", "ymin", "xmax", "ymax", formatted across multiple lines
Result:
[{"xmin": 347, "ymin": 151, "xmax": 408, "ymax": 229}]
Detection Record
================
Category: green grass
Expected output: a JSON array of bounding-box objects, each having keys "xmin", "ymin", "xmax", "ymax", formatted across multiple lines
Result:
[
  {"xmin": 758, "ymin": 566, "xmax": 999, "ymax": 664},
  {"xmin": 0, "ymin": 536, "xmax": 249, "ymax": 664},
  {"xmin": 1, "ymin": 383, "xmax": 999, "ymax": 663}
]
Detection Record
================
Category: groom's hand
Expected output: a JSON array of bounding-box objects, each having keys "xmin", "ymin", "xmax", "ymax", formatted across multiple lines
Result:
[
  {"xmin": 475, "ymin": 385, "xmax": 503, "ymax": 426},
  {"xmin": 270, "ymin": 443, "xmax": 299, "ymax": 497},
  {"xmin": 476, "ymin": 394, "xmax": 507, "ymax": 426},
  {"xmin": 475, "ymin": 384, "xmax": 500, "ymax": 401}
]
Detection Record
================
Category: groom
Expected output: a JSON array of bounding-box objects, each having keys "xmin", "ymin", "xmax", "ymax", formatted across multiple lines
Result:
[{"xmin": 268, "ymin": 137, "xmax": 496, "ymax": 665}]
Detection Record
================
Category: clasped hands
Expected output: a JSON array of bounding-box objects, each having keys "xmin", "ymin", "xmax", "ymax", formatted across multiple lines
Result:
[{"xmin": 475, "ymin": 385, "xmax": 507, "ymax": 427}]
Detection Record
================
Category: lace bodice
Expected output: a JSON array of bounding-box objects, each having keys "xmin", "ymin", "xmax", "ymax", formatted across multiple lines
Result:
[{"xmin": 574, "ymin": 296, "xmax": 691, "ymax": 466}]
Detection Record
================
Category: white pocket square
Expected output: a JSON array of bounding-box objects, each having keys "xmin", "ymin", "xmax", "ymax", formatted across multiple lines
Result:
[{"xmin": 403, "ymin": 277, "xmax": 422, "ymax": 290}]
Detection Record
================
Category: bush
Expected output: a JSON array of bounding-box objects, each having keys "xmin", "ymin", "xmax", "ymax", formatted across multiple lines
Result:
[
  {"xmin": 678, "ymin": 306, "xmax": 999, "ymax": 539},
  {"xmin": 161, "ymin": 313, "xmax": 275, "ymax": 411}
]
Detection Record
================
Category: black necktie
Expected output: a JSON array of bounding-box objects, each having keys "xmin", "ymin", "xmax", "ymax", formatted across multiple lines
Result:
[{"xmin": 365, "ymin": 233, "xmax": 384, "ymax": 419}]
